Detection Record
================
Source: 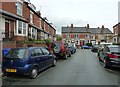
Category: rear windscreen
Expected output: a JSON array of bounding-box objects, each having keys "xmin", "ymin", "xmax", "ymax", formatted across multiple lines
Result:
[
  {"xmin": 110, "ymin": 47, "xmax": 120, "ymax": 52},
  {"xmin": 5, "ymin": 49, "xmax": 28, "ymax": 59}
]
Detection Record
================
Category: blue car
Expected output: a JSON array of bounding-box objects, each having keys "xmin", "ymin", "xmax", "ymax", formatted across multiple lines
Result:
[
  {"xmin": 81, "ymin": 45, "xmax": 91, "ymax": 49},
  {"xmin": 2, "ymin": 47, "xmax": 56, "ymax": 79}
]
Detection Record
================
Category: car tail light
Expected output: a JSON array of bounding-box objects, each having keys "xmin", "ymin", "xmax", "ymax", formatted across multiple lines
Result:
[
  {"xmin": 61, "ymin": 44, "xmax": 65, "ymax": 52},
  {"xmin": 108, "ymin": 54, "xmax": 118, "ymax": 58}
]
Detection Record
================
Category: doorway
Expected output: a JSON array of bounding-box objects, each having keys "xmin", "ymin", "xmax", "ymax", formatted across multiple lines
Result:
[{"xmin": 5, "ymin": 21, "xmax": 10, "ymax": 39}]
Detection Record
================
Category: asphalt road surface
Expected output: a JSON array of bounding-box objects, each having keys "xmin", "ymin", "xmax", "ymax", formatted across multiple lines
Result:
[{"xmin": 2, "ymin": 49, "xmax": 120, "ymax": 85}]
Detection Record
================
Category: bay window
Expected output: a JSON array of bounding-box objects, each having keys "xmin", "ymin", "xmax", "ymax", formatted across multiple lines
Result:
[{"xmin": 15, "ymin": 20, "xmax": 27, "ymax": 36}]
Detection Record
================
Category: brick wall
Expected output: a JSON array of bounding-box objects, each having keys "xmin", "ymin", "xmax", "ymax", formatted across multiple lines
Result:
[
  {"xmin": 33, "ymin": 13, "xmax": 40, "ymax": 28},
  {"xmin": 23, "ymin": 3, "xmax": 30, "ymax": 22},
  {"xmin": 2, "ymin": 2, "xmax": 16, "ymax": 15}
]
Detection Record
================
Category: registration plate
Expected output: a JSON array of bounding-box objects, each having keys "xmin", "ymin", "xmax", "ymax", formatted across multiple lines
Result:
[{"xmin": 6, "ymin": 69, "xmax": 17, "ymax": 72}]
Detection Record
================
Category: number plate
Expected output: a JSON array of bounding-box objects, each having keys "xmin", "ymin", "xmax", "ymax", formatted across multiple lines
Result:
[{"xmin": 6, "ymin": 69, "xmax": 17, "ymax": 72}]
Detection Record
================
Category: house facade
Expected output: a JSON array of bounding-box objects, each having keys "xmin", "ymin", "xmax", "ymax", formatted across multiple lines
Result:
[
  {"xmin": 0, "ymin": 0, "xmax": 56, "ymax": 42},
  {"xmin": 113, "ymin": 23, "xmax": 120, "ymax": 43},
  {"xmin": 62, "ymin": 24, "xmax": 113, "ymax": 46}
]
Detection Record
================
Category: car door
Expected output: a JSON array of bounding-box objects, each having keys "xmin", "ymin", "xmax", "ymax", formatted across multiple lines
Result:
[
  {"xmin": 41, "ymin": 48, "xmax": 53, "ymax": 67},
  {"xmin": 30, "ymin": 48, "xmax": 45, "ymax": 70}
]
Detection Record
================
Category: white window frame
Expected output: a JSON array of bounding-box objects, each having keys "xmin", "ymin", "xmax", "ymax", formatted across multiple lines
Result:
[
  {"xmin": 15, "ymin": 20, "xmax": 27, "ymax": 36},
  {"xmin": 17, "ymin": 2, "xmax": 23, "ymax": 16},
  {"xmin": 29, "ymin": 27, "xmax": 37, "ymax": 39},
  {"xmin": 30, "ymin": 11, "xmax": 33, "ymax": 24}
]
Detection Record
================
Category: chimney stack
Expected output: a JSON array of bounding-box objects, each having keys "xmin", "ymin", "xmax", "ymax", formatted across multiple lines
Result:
[
  {"xmin": 36, "ymin": 11, "xmax": 41, "ymax": 16},
  {"xmin": 87, "ymin": 24, "xmax": 89, "ymax": 28},
  {"xmin": 71, "ymin": 24, "xmax": 73, "ymax": 27},
  {"xmin": 102, "ymin": 25, "xmax": 104, "ymax": 29}
]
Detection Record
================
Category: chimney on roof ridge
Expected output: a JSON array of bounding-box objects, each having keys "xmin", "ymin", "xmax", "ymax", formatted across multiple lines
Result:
[
  {"xmin": 87, "ymin": 24, "xmax": 89, "ymax": 28},
  {"xmin": 36, "ymin": 10, "xmax": 41, "ymax": 16},
  {"xmin": 71, "ymin": 24, "xmax": 73, "ymax": 28},
  {"xmin": 102, "ymin": 25, "xmax": 104, "ymax": 29}
]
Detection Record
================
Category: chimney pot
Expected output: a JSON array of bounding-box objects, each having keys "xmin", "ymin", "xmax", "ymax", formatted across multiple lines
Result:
[
  {"xmin": 87, "ymin": 24, "xmax": 89, "ymax": 28},
  {"xmin": 71, "ymin": 24, "xmax": 73, "ymax": 27},
  {"xmin": 102, "ymin": 25, "xmax": 104, "ymax": 28}
]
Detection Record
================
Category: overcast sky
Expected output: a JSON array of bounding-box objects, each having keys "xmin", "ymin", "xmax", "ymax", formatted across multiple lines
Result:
[{"xmin": 31, "ymin": 0, "xmax": 119, "ymax": 34}]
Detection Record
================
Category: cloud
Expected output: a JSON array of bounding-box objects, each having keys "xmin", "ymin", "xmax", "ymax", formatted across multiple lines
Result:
[{"xmin": 31, "ymin": 0, "xmax": 119, "ymax": 34}]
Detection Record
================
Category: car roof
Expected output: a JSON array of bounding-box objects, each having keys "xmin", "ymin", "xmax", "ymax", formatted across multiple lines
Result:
[
  {"xmin": 100, "ymin": 42, "xmax": 112, "ymax": 45},
  {"xmin": 10, "ymin": 47, "xmax": 44, "ymax": 50},
  {"xmin": 108, "ymin": 45, "xmax": 120, "ymax": 48}
]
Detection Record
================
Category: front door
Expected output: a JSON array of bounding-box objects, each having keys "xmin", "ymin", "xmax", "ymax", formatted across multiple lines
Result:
[{"xmin": 5, "ymin": 21, "xmax": 9, "ymax": 39}]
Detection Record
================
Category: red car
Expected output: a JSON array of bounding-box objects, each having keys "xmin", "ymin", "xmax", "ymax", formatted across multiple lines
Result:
[{"xmin": 49, "ymin": 41, "xmax": 71, "ymax": 59}]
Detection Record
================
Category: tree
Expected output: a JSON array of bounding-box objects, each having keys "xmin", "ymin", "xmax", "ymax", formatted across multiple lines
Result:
[{"xmin": 55, "ymin": 34, "xmax": 62, "ymax": 41}]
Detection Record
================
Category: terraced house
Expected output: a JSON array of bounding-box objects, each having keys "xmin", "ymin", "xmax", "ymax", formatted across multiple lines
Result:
[
  {"xmin": 0, "ymin": 0, "xmax": 56, "ymax": 43},
  {"xmin": 62, "ymin": 24, "xmax": 113, "ymax": 46},
  {"xmin": 113, "ymin": 23, "xmax": 120, "ymax": 43}
]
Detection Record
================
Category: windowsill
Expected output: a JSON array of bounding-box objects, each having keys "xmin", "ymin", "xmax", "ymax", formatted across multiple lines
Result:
[
  {"xmin": 17, "ymin": 14, "xmax": 23, "ymax": 18},
  {"xmin": 14, "ymin": 34, "xmax": 27, "ymax": 37}
]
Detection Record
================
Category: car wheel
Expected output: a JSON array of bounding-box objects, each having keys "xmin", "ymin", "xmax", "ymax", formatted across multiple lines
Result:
[
  {"xmin": 69, "ymin": 52, "xmax": 71, "ymax": 57},
  {"xmin": 64, "ymin": 54, "xmax": 68, "ymax": 60},
  {"xmin": 103, "ymin": 58, "xmax": 109, "ymax": 68},
  {"xmin": 29, "ymin": 67, "xmax": 38, "ymax": 79},
  {"xmin": 52, "ymin": 59, "xmax": 57, "ymax": 67}
]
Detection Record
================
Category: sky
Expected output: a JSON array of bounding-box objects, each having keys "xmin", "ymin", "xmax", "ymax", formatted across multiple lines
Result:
[{"xmin": 31, "ymin": 0, "xmax": 119, "ymax": 34}]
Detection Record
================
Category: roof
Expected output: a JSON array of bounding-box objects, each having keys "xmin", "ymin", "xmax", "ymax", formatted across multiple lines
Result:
[{"xmin": 62, "ymin": 27, "xmax": 112, "ymax": 34}]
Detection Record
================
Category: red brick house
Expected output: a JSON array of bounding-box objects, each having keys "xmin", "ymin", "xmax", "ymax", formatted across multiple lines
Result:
[
  {"xmin": 113, "ymin": 23, "xmax": 120, "ymax": 43},
  {"xmin": 62, "ymin": 24, "xmax": 113, "ymax": 46},
  {"xmin": 0, "ymin": 0, "xmax": 56, "ymax": 42}
]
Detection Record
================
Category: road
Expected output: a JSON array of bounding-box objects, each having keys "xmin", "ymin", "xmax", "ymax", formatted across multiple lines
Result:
[{"xmin": 2, "ymin": 49, "xmax": 120, "ymax": 85}]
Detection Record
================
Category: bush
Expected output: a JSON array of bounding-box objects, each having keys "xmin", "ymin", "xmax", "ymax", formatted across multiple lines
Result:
[
  {"xmin": 113, "ymin": 43, "xmax": 120, "ymax": 45},
  {"xmin": 44, "ymin": 39, "xmax": 51, "ymax": 45},
  {"xmin": 86, "ymin": 43, "xmax": 92, "ymax": 46},
  {"xmin": 35, "ymin": 40, "xmax": 46, "ymax": 44}
]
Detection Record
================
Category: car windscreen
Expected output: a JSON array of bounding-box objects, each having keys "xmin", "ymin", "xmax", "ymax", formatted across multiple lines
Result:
[
  {"xmin": 5, "ymin": 48, "xmax": 28, "ymax": 59},
  {"xmin": 93, "ymin": 45, "xmax": 99, "ymax": 47},
  {"xmin": 110, "ymin": 47, "xmax": 120, "ymax": 52}
]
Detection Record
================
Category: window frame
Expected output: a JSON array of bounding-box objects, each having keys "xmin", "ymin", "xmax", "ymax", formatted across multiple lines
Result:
[
  {"xmin": 17, "ymin": 2, "xmax": 23, "ymax": 16},
  {"xmin": 15, "ymin": 20, "xmax": 27, "ymax": 36}
]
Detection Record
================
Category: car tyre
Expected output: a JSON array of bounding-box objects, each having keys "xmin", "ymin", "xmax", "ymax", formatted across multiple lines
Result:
[
  {"xmin": 103, "ymin": 58, "xmax": 109, "ymax": 68},
  {"xmin": 52, "ymin": 59, "xmax": 57, "ymax": 67},
  {"xmin": 69, "ymin": 52, "xmax": 71, "ymax": 57},
  {"xmin": 29, "ymin": 67, "xmax": 38, "ymax": 79},
  {"xmin": 64, "ymin": 54, "xmax": 68, "ymax": 60}
]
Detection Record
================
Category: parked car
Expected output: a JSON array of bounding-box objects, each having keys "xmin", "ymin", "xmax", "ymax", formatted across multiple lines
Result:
[
  {"xmin": 2, "ymin": 47, "xmax": 56, "ymax": 79},
  {"xmin": 68, "ymin": 45, "xmax": 76, "ymax": 54},
  {"xmin": 97, "ymin": 42, "xmax": 112, "ymax": 56},
  {"xmin": 98, "ymin": 45, "xmax": 120, "ymax": 68},
  {"xmin": 91, "ymin": 44, "xmax": 99, "ymax": 52},
  {"xmin": 51, "ymin": 41, "xmax": 71, "ymax": 59},
  {"xmin": 81, "ymin": 45, "xmax": 91, "ymax": 49}
]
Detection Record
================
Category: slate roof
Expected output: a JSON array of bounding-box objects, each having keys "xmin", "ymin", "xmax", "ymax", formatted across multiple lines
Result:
[{"xmin": 62, "ymin": 27, "xmax": 112, "ymax": 34}]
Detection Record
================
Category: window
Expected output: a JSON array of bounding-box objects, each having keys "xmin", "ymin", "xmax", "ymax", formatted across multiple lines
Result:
[
  {"xmin": 6, "ymin": 49, "xmax": 28, "ymax": 59},
  {"xmin": 29, "ymin": 27, "xmax": 37, "ymax": 39},
  {"xmin": 16, "ymin": 20, "xmax": 27, "ymax": 36},
  {"xmin": 17, "ymin": 2, "xmax": 22, "ymax": 16},
  {"xmin": 31, "ymin": 48, "xmax": 43, "ymax": 57},
  {"xmin": 41, "ymin": 48, "xmax": 49, "ymax": 55},
  {"xmin": 18, "ymin": 21, "xmax": 22, "ymax": 34},
  {"xmin": 30, "ymin": 11, "xmax": 33, "ymax": 24},
  {"xmin": 23, "ymin": 22, "xmax": 26, "ymax": 34}
]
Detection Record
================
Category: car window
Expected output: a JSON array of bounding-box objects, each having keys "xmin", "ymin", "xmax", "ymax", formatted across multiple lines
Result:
[
  {"xmin": 41, "ymin": 48, "xmax": 50, "ymax": 55},
  {"xmin": 110, "ymin": 47, "xmax": 120, "ymax": 52},
  {"xmin": 5, "ymin": 48, "xmax": 28, "ymax": 59},
  {"xmin": 31, "ymin": 48, "xmax": 43, "ymax": 57}
]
